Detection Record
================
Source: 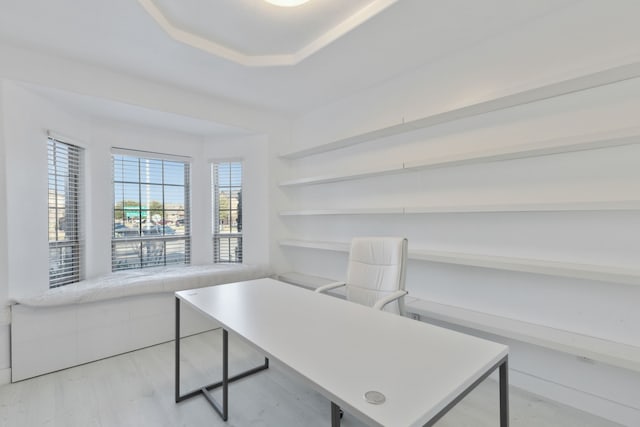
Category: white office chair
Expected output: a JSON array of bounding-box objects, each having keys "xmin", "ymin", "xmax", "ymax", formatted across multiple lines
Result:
[{"xmin": 315, "ymin": 236, "xmax": 408, "ymax": 315}]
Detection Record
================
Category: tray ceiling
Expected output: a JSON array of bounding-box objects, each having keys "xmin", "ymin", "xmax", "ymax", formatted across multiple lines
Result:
[
  {"xmin": 139, "ymin": 0, "xmax": 398, "ymax": 66},
  {"xmin": 0, "ymin": 0, "xmax": 595, "ymax": 116}
]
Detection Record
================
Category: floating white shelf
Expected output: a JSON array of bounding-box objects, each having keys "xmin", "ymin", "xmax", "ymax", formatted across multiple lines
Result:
[
  {"xmin": 278, "ymin": 128, "xmax": 640, "ymax": 187},
  {"xmin": 403, "ymin": 128, "xmax": 640, "ymax": 172},
  {"xmin": 279, "ymin": 60, "xmax": 640, "ymax": 160},
  {"xmin": 277, "ymin": 271, "xmax": 335, "ymax": 288},
  {"xmin": 280, "ymin": 239, "xmax": 350, "ymax": 252},
  {"xmin": 279, "ymin": 207, "xmax": 404, "ymax": 216},
  {"xmin": 404, "ymin": 200, "xmax": 640, "ymax": 213},
  {"xmin": 404, "ymin": 297, "xmax": 640, "ymax": 373},
  {"xmin": 279, "ymin": 164, "xmax": 404, "ymax": 187},
  {"xmin": 410, "ymin": 249, "xmax": 640, "ymax": 287},
  {"xmin": 279, "ymin": 239, "xmax": 640, "ymax": 286},
  {"xmin": 276, "ymin": 271, "xmax": 640, "ymax": 373},
  {"xmin": 279, "ymin": 200, "xmax": 640, "ymax": 216},
  {"xmin": 277, "ymin": 272, "xmax": 347, "ymax": 298}
]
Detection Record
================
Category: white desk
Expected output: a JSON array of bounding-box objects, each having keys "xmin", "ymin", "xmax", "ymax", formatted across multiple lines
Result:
[{"xmin": 175, "ymin": 278, "xmax": 509, "ymax": 426}]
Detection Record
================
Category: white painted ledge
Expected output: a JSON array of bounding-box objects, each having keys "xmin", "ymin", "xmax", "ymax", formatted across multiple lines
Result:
[
  {"xmin": 410, "ymin": 250, "xmax": 640, "ymax": 287},
  {"xmin": 280, "ymin": 207, "xmax": 405, "ymax": 216},
  {"xmin": 404, "ymin": 297, "xmax": 640, "ymax": 374},
  {"xmin": 279, "ymin": 200, "xmax": 640, "ymax": 216},
  {"xmin": 280, "ymin": 239, "xmax": 350, "ymax": 253},
  {"xmin": 279, "ymin": 164, "xmax": 404, "ymax": 187},
  {"xmin": 279, "ymin": 239, "xmax": 640, "ymax": 286},
  {"xmin": 280, "ymin": 60, "xmax": 640, "ymax": 159},
  {"xmin": 279, "ymin": 128, "xmax": 640, "ymax": 186},
  {"xmin": 276, "ymin": 272, "xmax": 640, "ymax": 373},
  {"xmin": 404, "ymin": 200, "xmax": 640, "ymax": 214},
  {"xmin": 277, "ymin": 271, "xmax": 347, "ymax": 298}
]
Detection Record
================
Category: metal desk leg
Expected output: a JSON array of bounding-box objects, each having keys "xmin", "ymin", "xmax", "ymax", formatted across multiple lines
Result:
[
  {"xmin": 174, "ymin": 296, "xmax": 269, "ymax": 421},
  {"xmin": 175, "ymin": 296, "xmax": 180, "ymax": 403},
  {"xmin": 500, "ymin": 358, "xmax": 509, "ymax": 427},
  {"xmin": 331, "ymin": 402, "xmax": 341, "ymax": 427},
  {"xmin": 423, "ymin": 355, "xmax": 509, "ymax": 427}
]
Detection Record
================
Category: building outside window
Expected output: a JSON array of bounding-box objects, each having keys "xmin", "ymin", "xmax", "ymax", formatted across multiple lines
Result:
[
  {"xmin": 112, "ymin": 150, "xmax": 190, "ymax": 271},
  {"xmin": 48, "ymin": 137, "xmax": 83, "ymax": 287},
  {"xmin": 212, "ymin": 161, "xmax": 243, "ymax": 263}
]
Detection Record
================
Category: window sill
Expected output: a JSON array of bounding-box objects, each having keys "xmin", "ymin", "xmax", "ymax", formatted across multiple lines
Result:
[{"xmin": 12, "ymin": 264, "xmax": 271, "ymax": 307}]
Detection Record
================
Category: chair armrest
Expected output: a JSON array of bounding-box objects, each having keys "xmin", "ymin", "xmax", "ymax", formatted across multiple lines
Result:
[
  {"xmin": 372, "ymin": 290, "xmax": 408, "ymax": 310},
  {"xmin": 315, "ymin": 281, "xmax": 346, "ymax": 293}
]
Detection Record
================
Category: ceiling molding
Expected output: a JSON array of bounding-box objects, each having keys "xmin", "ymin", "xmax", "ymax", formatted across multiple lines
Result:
[{"xmin": 137, "ymin": 0, "xmax": 399, "ymax": 67}]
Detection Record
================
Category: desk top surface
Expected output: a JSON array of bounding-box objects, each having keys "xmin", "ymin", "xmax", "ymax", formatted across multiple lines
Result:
[{"xmin": 176, "ymin": 278, "xmax": 508, "ymax": 427}]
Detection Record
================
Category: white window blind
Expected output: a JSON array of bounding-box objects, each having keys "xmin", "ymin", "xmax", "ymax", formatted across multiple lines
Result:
[
  {"xmin": 48, "ymin": 137, "xmax": 83, "ymax": 287},
  {"xmin": 212, "ymin": 161, "xmax": 243, "ymax": 263},
  {"xmin": 112, "ymin": 151, "xmax": 191, "ymax": 271}
]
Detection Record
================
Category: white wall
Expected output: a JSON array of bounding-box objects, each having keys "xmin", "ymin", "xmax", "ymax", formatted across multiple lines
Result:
[
  {"xmin": 3, "ymin": 82, "xmax": 93, "ymax": 300},
  {"xmin": 273, "ymin": 2, "xmax": 640, "ymax": 425},
  {"xmin": 0, "ymin": 82, "xmax": 11, "ymax": 384},
  {"xmin": 0, "ymin": 42, "xmax": 284, "ymax": 135}
]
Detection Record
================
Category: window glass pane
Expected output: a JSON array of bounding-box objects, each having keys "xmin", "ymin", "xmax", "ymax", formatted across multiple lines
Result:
[
  {"xmin": 164, "ymin": 210, "xmax": 185, "ymax": 235},
  {"xmin": 48, "ymin": 209, "xmax": 58, "ymax": 241},
  {"xmin": 113, "ymin": 182, "xmax": 124, "ymax": 203},
  {"xmin": 112, "ymin": 152, "xmax": 190, "ymax": 271},
  {"xmin": 113, "ymin": 157, "xmax": 124, "ymax": 182},
  {"xmin": 230, "ymin": 167, "xmax": 242, "ymax": 187},
  {"xmin": 121, "ymin": 183, "xmax": 140, "ymax": 203},
  {"xmin": 140, "ymin": 158, "xmax": 163, "ymax": 184},
  {"xmin": 140, "ymin": 184, "xmax": 163, "ymax": 208},
  {"xmin": 141, "ymin": 239, "xmax": 165, "ymax": 268},
  {"xmin": 120, "ymin": 156, "xmax": 139, "ymax": 182},
  {"xmin": 166, "ymin": 240, "xmax": 187, "ymax": 264},
  {"xmin": 214, "ymin": 236, "xmax": 242, "ymax": 263},
  {"xmin": 229, "ymin": 210, "xmax": 239, "ymax": 233},
  {"xmin": 112, "ymin": 241, "xmax": 142, "ymax": 271},
  {"xmin": 114, "ymin": 183, "xmax": 140, "ymax": 206},
  {"xmin": 212, "ymin": 161, "xmax": 242, "ymax": 263},
  {"xmin": 164, "ymin": 186, "xmax": 185, "ymax": 207},
  {"xmin": 218, "ymin": 191, "xmax": 231, "ymax": 233},
  {"xmin": 164, "ymin": 162, "xmax": 185, "ymax": 185},
  {"xmin": 48, "ymin": 138, "xmax": 83, "ymax": 287},
  {"xmin": 114, "ymin": 222, "xmax": 140, "ymax": 238},
  {"xmin": 49, "ymin": 244, "xmax": 80, "ymax": 287}
]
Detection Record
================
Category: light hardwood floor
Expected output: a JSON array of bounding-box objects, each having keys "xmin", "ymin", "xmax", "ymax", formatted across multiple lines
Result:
[{"xmin": 0, "ymin": 329, "xmax": 620, "ymax": 426}]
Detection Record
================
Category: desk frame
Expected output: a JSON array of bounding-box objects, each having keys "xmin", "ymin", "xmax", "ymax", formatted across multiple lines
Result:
[
  {"xmin": 175, "ymin": 287, "xmax": 509, "ymax": 426},
  {"xmin": 425, "ymin": 356, "xmax": 509, "ymax": 427},
  {"xmin": 174, "ymin": 297, "xmax": 269, "ymax": 420}
]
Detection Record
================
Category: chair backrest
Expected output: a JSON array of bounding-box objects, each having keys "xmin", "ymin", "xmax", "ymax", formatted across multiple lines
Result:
[{"xmin": 345, "ymin": 237, "xmax": 408, "ymax": 315}]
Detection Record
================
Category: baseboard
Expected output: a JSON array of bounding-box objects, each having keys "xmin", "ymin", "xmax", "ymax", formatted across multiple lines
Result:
[
  {"xmin": 510, "ymin": 368, "xmax": 640, "ymax": 426},
  {"xmin": 0, "ymin": 323, "xmax": 9, "ymax": 380},
  {"xmin": 0, "ymin": 368, "xmax": 10, "ymax": 386}
]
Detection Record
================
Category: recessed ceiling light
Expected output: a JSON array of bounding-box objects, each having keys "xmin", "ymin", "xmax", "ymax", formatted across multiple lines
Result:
[{"xmin": 264, "ymin": 0, "xmax": 311, "ymax": 7}]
